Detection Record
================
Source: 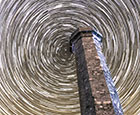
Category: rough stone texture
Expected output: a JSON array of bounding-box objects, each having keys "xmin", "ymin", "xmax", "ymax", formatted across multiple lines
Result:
[
  {"xmin": 82, "ymin": 37, "xmax": 115, "ymax": 115},
  {"xmin": 74, "ymin": 38, "xmax": 96, "ymax": 115},
  {"xmin": 73, "ymin": 32, "xmax": 115, "ymax": 115}
]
